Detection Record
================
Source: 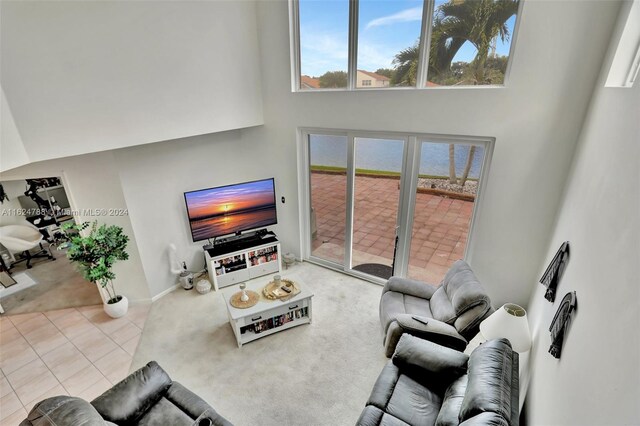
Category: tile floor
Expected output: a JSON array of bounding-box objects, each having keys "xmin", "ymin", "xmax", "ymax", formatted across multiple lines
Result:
[
  {"xmin": 0, "ymin": 246, "xmax": 102, "ymax": 315},
  {"xmin": 0, "ymin": 304, "xmax": 150, "ymax": 424},
  {"xmin": 311, "ymin": 172, "xmax": 473, "ymax": 283}
]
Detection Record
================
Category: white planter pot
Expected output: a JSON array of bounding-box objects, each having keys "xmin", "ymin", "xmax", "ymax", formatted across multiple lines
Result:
[{"xmin": 104, "ymin": 295, "xmax": 128, "ymax": 318}]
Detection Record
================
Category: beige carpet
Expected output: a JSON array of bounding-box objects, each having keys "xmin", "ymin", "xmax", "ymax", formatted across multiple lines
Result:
[
  {"xmin": 132, "ymin": 262, "xmax": 388, "ymax": 426},
  {"xmin": 0, "ymin": 246, "xmax": 102, "ymax": 314}
]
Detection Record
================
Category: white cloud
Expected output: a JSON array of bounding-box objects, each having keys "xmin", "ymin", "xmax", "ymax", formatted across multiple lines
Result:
[
  {"xmin": 365, "ymin": 7, "xmax": 423, "ymax": 30},
  {"xmin": 300, "ymin": 32, "xmax": 348, "ymax": 76},
  {"xmin": 357, "ymin": 42, "xmax": 396, "ymax": 70}
]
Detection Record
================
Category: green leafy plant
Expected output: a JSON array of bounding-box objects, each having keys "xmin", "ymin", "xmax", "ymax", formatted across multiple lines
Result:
[{"xmin": 61, "ymin": 221, "xmax": 129, "ymax": 304}]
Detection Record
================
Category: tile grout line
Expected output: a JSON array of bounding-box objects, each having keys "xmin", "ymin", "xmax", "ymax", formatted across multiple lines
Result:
[
  {"xmin": 4, "ymin": 313, "xmax": 64, "ymax": 414},
  {"xmin": 48, "ymin": 307, "xmax": 141, "ymax": 389},
  {"xmin": 46, "ymin": 308, "xmax": 117, "ymax": 395},
  {"xmin": 3, "ymin": 305, "xmax": 147, "ymax": 417}
]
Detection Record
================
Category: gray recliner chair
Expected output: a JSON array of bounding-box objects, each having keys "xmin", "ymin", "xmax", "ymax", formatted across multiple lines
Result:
[
  {"xmin": 380, "ymin": 260, "xmax": 493, "ymax": 357},
  {"xmin": 20, "ymin": 361, "xmax": 232, "ymax": 426},
  {"xmin": 356, "ymin": 335, "xmax": 519, "ymax": 426}
]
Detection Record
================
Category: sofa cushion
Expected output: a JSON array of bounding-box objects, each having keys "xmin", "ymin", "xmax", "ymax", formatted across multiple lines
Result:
[
  {"xmin": 356, "ymin": 406, "xmax": 411, "ymax": 426},
  {"xmin": 431, "ymin": 260, "xmax": 490, "ymax": 325},
  {"xmin": 429, "ymin": 287, "xmax": 456, "ymax": 324},
  {"xmin": 392, "ymin": 334, "xmax": 468, "ymax": 380},
  {"xmin": 366, "ymin": 354, "xmax": 446, "ymax": 426},
  {"xmin": 386, "ymin": 374, "xmax": 442, "ymax": 426},
  {"xmin": 380, "ymin": 291, "xmax": 433, "ymax": 334},
  {"xmin": 91, "ymin": 361, "xmax": 172, "ymax": 424},
  {"xmin": 367, "ymin": 362, "xmax": 402, "ymax": 411},
  {"xmin": 20, "ymin": 396, "xmax": 107, "ymax": 426},
  {"xmin": 459, "ymin": 339, "xmax": 518, "ymax": 424},
  {"xmin": 435, "ymin": 374, "xmax": 468, "ymax": 426}
]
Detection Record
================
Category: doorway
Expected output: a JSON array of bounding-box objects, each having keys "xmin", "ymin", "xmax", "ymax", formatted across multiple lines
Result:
[
  {"xmin": 0, "ymin": 177, "xmax": 102, "ymax": 314},
  {"xmin": 303, "ymin": 130, "xmax": 492, "ymax": 284}
]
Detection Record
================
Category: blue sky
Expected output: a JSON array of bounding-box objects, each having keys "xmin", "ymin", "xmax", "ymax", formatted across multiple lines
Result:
[{"xmin": 299, "ymin": 0, "xmax": 517, "ymax": 77}]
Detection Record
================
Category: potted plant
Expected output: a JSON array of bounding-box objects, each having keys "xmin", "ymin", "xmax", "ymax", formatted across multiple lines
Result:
[{"xmin": 61, "ymin": 221, "xmax": 130, "ymax": 318}]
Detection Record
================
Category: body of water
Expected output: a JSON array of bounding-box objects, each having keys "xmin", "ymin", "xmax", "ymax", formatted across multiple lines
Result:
[{"xmin": 310, "ymin": 135, "xmax": 484, "ymax": 178}]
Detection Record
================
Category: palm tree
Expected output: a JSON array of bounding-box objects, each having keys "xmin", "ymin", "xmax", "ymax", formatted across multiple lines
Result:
[
  {"xmin": 392, "ymin": 1, "xmax": 518, "ymax": 86},
  {"xmin": 391, "ymin": 44, "xmax": 419, "ymax": 86},
  {"xmin": 430, "ymin": 0, "xmax": 519, "ymax": 84}
]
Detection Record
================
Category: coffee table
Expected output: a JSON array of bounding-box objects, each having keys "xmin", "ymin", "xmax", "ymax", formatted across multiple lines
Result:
[{"xmin": 222, "ymin": 274, "xmax": 314, "ymax": 347}]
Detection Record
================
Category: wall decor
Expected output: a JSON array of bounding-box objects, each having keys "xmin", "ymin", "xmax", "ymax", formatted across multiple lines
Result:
[
  {"xmin": 539, "ymin": 241, "xmax": 570, "ymax": 302},
  {"xmin": 548, "ymin": 291, "xmax": 577, "ymax": 359},
  {"xmin": 0, "ymin": 184, "xmax": 8, "ymax": 203}
]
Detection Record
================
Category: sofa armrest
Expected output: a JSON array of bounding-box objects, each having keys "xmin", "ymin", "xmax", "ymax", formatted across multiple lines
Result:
[
  {"xmin": 91, "ymin": 361, "xmax": 172, "ymax": 424},
  {"xmin": 396, "ymin": 315, "xmax": 468, "ymax": 352},
  {"xmin": 167, "ymin": 382, "xmax": 233, "ymax": 426},
  {"xmin": 21, "ymin": 396, "xmax": 106, "ymax": 426},
  {"xmin": 192, "ymin": 408, "xmax": 234, "ymax": 426},
  {"xmin": 392, "ymin": 334, "xmax": 469, "ymax": 378},
  {"xmin": 459, "ymin": 339, "xmax": 518, "ymax": 426},
  {"xmin": 383, "ymin": 276, "xmax": 438, "ymax": 300}
]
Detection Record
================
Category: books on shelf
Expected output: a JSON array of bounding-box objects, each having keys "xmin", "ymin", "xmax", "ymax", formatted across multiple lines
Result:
[
  {"xmin": 240, "ymin": 306, "xmax": 309, "ymax": 335},
  {"xmin": 248, "ymin": 247, "xmax": 278, "ymax": 266},
  {"xmin": 214, "ymin": 254, "xmax": 248, "ymax": 276}
]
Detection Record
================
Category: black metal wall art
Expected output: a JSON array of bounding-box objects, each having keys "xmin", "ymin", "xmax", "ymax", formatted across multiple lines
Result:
[
  {"xmin": 548, "ymin": 291, "xmax": 577, "ymax": 359},
  {"xmin": 539, "ymin": 241, "xmax": 570, "ymax": 302}
]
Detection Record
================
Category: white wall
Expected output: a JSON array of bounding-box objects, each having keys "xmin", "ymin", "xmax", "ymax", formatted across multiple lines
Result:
[
  {"xmin": 0, "ymin": 1, "xmax": 263, "ymax": 164},
  {"xmin": 523, "ymin": 20, "xmax": 640, "ymax": 426},
  {"xmin": 0, "ymin": 0, "xmax": 629, "ymax": 311},
  {"xmin": 0, "ymin": 87, "xmax": 29, "ymax": 172},
  {"xmin": 0, "ymin": 179, "xmax": 28, "ymax": 226},
  {"xmin": 0, "ymin": 153, "xmax": 151, "ymax": 302},
  {"xmin": 112, "ymin": 128, "xmax": 293, "ymax": 297},
  {"xmin": 253, "ymin": 0, "xmax": 622, "ymax": 307}
]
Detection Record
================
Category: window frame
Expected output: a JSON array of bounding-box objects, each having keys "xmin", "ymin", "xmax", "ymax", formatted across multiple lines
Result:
[{"xmin": 290, "ymin": 0, "xmax": 524, "ymax": 92}]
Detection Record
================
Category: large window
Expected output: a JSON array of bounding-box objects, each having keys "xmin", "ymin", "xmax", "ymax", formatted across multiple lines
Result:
[
  {"xmin": 297, "ymin": 0, "xmax": 349, "ymax": 89},
  {"xmin": 291, "ymin": 0, "xmax": 521, "ymax": 90}
]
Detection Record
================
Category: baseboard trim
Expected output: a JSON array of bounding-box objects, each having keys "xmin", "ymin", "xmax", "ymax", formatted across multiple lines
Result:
[{"xmin": 151, "ymin": 284, "xmax": 179, "ymax": 302}]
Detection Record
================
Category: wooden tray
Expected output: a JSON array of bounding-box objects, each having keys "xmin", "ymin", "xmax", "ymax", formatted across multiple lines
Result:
[
  {"xmin": 262, "ymin": 279, "xmax": 300, "ymax": 301},
  {"xmin": 229, "ymin": 290, "xmax": 260, "ymax": 309}
]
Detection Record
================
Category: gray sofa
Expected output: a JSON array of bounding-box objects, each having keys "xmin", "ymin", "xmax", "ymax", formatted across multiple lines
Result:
[
  {"xmin": 357, "ymin": 335, "xmax": 519, "ymax": 426},
  {"xmin": 20, "ymin": 361, "xmax": 232, "ymax": 426},
  {"xmin": 380, "ymin": 260, "xmax": 494, "ymax": 357}
]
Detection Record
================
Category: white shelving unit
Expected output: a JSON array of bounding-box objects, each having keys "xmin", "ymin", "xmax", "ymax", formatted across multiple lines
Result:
[{"xmin": 205, "ymin": 232, "xmax": 282, "ymax": 291}]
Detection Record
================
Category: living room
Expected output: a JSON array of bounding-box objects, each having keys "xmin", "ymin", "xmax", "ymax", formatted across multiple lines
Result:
[{"xmin": 0, "ymin": 0, "xmax": 638, "ymax": 425}]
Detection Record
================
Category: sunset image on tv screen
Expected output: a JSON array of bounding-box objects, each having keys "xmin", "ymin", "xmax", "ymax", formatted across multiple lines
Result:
[{"xmin": 185, "ymin": 179, "xmax": 277, "ymax": 240}]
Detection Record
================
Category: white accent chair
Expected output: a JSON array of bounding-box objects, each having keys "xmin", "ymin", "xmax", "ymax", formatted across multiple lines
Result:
[{"xmin": 0, "ymin": 224, "xmax": 55, "ymax": 269}]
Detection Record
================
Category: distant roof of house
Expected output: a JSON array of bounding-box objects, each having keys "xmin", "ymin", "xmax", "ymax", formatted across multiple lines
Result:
[
  {"xmin": 301, "ymin": 75, "xmax": 320, "ymax": 89},
  {"xmin": 357, "ymin": 70, "xmax": 390, "ymax": 81}
]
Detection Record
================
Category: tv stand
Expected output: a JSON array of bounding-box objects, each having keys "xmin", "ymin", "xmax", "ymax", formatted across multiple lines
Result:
[{"xmin": 204, "ymin": 231, "xmax": 281, "ymax": 291}]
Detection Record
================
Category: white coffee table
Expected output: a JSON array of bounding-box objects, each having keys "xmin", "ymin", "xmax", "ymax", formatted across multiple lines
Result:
[{"xmin": 222, "ymin": 275, "xmax": 314, "ymax": 347}]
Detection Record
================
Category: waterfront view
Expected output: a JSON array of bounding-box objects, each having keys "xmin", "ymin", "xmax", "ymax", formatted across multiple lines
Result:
[{"xmin": 309, "ymin": 135, "xmax": 482, "ymax": 283}]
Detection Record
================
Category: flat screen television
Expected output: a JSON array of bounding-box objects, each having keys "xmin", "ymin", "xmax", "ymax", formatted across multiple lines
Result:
[{"xmin": 184, "ymin": 178, "xmax": 277, "ymax": 242}]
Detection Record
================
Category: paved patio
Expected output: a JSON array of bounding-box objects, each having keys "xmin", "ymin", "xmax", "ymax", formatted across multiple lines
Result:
[{"xmin": 310, "ymin": 172, "xmax": 474, "ymax": 284}]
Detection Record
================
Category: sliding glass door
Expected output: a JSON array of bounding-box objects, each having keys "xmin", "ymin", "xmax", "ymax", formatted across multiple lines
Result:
[
  {"xmin": 308, "ymin": 134, "xmax": 348, "ymax": 265},
  {"xmin": 304, "ymin": 130, "xmax": 490, "ymax": 284},
  {"xmin": 351, "ymin": 137, "xmax": 405, "ymax": 278},
  {"xmin": 406, "ymin": 141, "xmax": 485, "ymax": 284}
]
